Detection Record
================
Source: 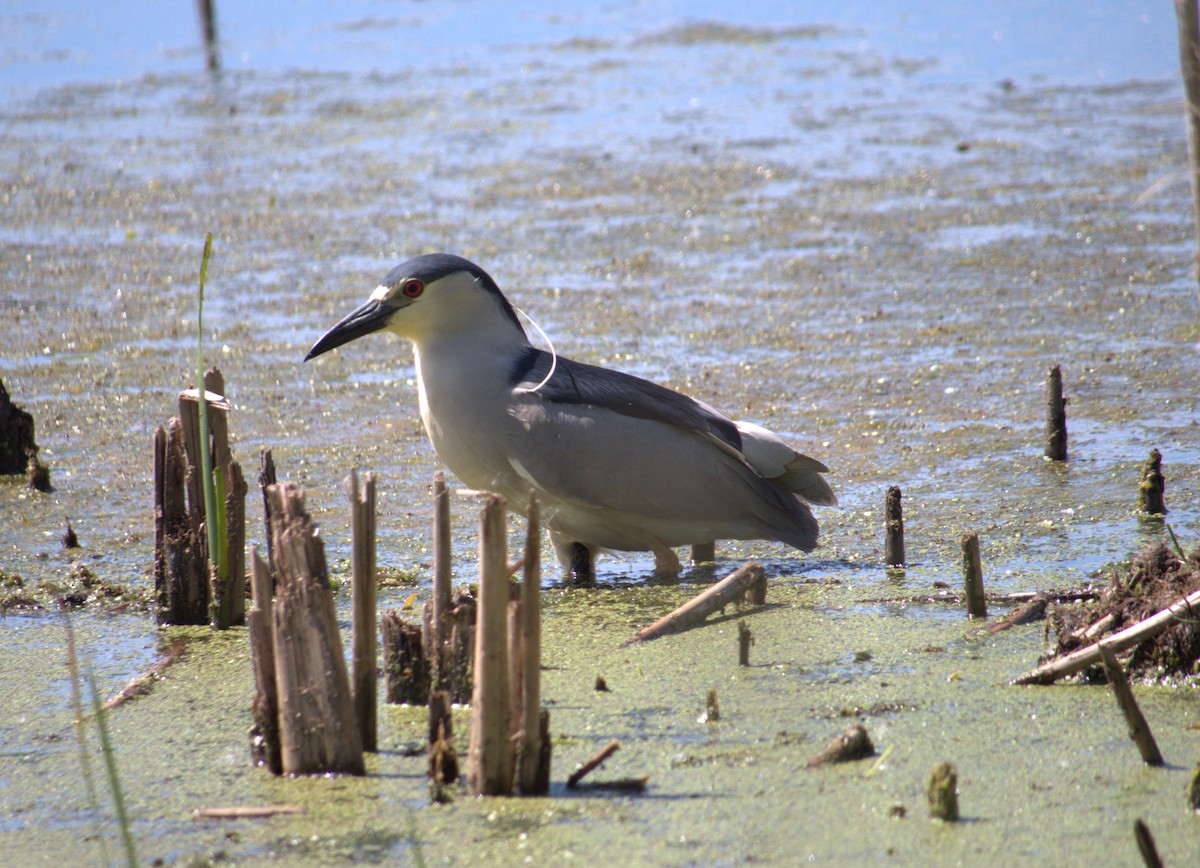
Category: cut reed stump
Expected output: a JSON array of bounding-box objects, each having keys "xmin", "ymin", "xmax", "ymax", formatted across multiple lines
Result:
[
  {"xmin": 348, "ymin": 469, "xmax": 378, "ymax": 752},
  {"xmin": 466, "ymin": 494, "xmax": 515, "ymax": 795},
  {"xmin": 265, "ymin": 482, "xmax": 364, "ymax": 776},
  {"xmin": 1044, "ymin": 364, "xmax": 1068, "ymax": 461},
  {"xmin": 626, "ymin": 562, "xmax": 767, "ymax": 644},
  {"xmin": 382, "ymin": 611, "xmax": 429, "ymax": 705},
  {"xmin": 517, "ymin": 495, "xmax": 550, "ymax": 795},
  {"xmin": 884, "ymin": 485, "xmax": 906, "ymax": 568},
  {"xmin": 738, "ymin": 620, "xmax": 753, "ymax": 666},
  {"xmin": 248, "ymin": 549, "xmax": 281, "ymax": 774},
  {"xmin": 927, "ymin": 762, "xmax": 959, "ymax": 821},
  {"xmin": 961, "ymin": 532, "xmax": 987, "ymax": 619},
  {"xmin": 1097, "ymin": 643, "xmax": 1164, "ymax": 766},
  {"xmin": 154, "ymin": 420, "xmax": 207, "ymax": 625},
  {"xmin": 428, "ymin": 689, "xmax": 460, "ymax": 786},
  {"xmin": 429, "ymin": 471, "xmax": 453, "ymax": 686},
  {"xmin": 1137, "ymin": 449, "xmax": 1167, "ymax": 516},
  {"xmin": 0, "ymin": 377, "xmax": 39, "ymax": 476},
  {"xmin": 156, "ymin": 368, "xmax": 246, "ymax": 628}
]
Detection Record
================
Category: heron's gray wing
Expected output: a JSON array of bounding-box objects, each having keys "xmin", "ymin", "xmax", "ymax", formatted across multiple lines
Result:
[
  {"xmin": 509, "ymin": 348, "xmax": 742, "ymax": 451},
  {"xmin": 505, "ymin": 399, "xmax": 819, "ymax": 550}
]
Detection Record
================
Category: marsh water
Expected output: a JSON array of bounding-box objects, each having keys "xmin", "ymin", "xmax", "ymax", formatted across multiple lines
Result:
[{"xmin": 2, "ymin": 1, "xmax": 1199, "ymax": 864}]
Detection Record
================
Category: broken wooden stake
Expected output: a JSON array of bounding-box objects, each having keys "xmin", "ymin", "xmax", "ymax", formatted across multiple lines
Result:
[
  {"xmin": 382, "ymin": 611, "xmax": 429, "ymax": 705},
  {"xmin": 428, "ymin": 689, "xmax": 459, "ymax": 785},
  {"xmin": 156, "ymin": 368, "xmax": 246, "ymax": 629},
  {"xmin": 884, "ymin": 485, "xmax": 906, "ymax": 567},
  {"xmin": 348, "ymin": 469, "xmax": 378, "ymax": 752},
  {"xmin": 1097, "ymin": 642, "xmax": 1164, "ymax": 766},
  {"xmin": 705, "ymin": 688, "xmax": 720, "ymax": 723},
  {"xmin": 466, "ymin": 494, "xmax": 515, "ymax": 796},
  {"xmin": 518, "ymin": 495, "xmax": 549, "ymax": 795},
  {"xmin": 1044, "ymin": 364, "xmax": 1068, "ymax": 461},
  {"xmin": 738, "ymin": 620, "xmax": 753, "ymax": 666},
  {"xmin": 626, "ymin": 562, "xmax": 766, "ymax": 644},
  {"xmin": 266, "ymin": 482, "xmax": 364, "ymax": 776},
  {"xmin": 927, "ymin": 762, "xmax": 959, "ymax": 821},
  {"xmin": 248, "ymin": 548, "xmax": 281, "ymax": 774},
  {"xmin": 961, "ymin": 531, "xmax": 987, "ymax": 619},
  {"xmin": 430, "ymin": 471, "xmax": 452, "ymax": 685}
]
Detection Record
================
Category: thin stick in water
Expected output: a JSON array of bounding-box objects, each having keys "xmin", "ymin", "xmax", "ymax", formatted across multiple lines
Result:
[{"xmin": 1098, "ymin": 643, "xmax": 1164, "ymax": 766}]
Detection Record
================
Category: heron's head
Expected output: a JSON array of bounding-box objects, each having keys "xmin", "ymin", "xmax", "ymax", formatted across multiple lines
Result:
[{"xmin": 305, "ymin": 253, "xmax": 526, "ymax": 360}]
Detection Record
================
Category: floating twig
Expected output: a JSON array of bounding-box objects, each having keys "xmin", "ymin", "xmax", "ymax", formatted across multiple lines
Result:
[
  {"xmin": 194, "ymin": 806, "xmax": 305, "ymax": 820},
  {"xmin": 807, "ymin": 724, "xmax": 875, "ymax": 768},
  {"xmin": 626, "ymin": 562, "xmax": 766, "ymax": 644},
  {"xmin": 104, "ymin": 638, "xmax": 189, "ymax": 709},
  {"xmin": 1012, "ymin": 587, "xmax": 1200, "ymax": 685},
  {"xmin": 567, "ymin": 739, "xmax": 621, "ymax": 788},
  {"xmin": 987, "ymin": 595, "xmax": 1048, "ymax": 634}
]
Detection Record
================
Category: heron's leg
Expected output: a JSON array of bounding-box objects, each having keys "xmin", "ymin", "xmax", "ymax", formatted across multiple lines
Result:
[
  {"xmin": 651, "ymin": 543, "xmax": 681, "ymax": 576},
  {"xmin": 567, "ymin": 541, "xmax": 595, "ymax": 585}
]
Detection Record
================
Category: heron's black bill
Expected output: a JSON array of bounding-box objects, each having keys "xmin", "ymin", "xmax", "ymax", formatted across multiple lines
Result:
[{"xmin": 304, "ymin": 298, "xmax": 392, "ymax": 361}]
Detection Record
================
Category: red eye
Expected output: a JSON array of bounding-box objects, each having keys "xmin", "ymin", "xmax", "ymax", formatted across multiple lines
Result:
[{"xmin": 402, "ymin": 278, "xmax": 424, "ymax": 298}]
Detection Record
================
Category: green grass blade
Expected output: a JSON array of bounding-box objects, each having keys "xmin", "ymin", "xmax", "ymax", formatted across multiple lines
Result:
[
  {"xmin": 87, "ymin": 671, "xmax": 139, "ymax": 867},
  {"xmin": 195, "ymin": 234, "xmax": 221, "ymax": 592}
]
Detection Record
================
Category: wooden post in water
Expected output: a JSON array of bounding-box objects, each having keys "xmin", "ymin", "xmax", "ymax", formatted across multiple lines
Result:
[
  {"xmin": 466, "ymin": 494, "xmax": 515, "ymax": 795},
  {"xmin": 738, "ymin": 620, "xmax": 753, "ymax": 666},
  {"xmin": 961, "ymin": 532, "xmax": 987, "ymax": 619},
  {"xmin": 1044, "ymin": 364, "xmax": 1068, "ymax": 461},
  {"xmin": 431, "ymin": 472, "xmax": 452, "ymax": 683},
  {"xmin": 382, "ymin": 611, "xmax": 429, "ymax": 705},
  {"xmin": 175, "ymin": 368, "xmax": 245, "ymax": 630},
  {"xmin": 154, "ymin": 419, "xmax": 207, "ymax": 625},
  {"xmin": 247, "ymin": 548, "xmax": 281, "ymax": 774},
  {"xmin": 267, "ymin": 482, "xmax": 364, "ymax": 776},
  {"xmin": 348, "ymin": 469, "xmax": 378, "ymax": 752},
  {"xmin": 884, "ymin": 485, "xmax": 906, "ymax": 568},
  {"xmin": 1175, "ymin": 0, "xmax": 1200, "ymax": 275},
  {"xmin": 428, "ymin": 689, "xmax": 459, "ymax": 785},
  {"xmin": 518, "ymin": 495, "xmax": 550, "ymax": 794}
]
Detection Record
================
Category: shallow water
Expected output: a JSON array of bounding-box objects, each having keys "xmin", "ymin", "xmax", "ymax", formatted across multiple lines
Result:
[{"xmin": 2, "ymin": 1, "xmax": 1199, "ymax": 864}]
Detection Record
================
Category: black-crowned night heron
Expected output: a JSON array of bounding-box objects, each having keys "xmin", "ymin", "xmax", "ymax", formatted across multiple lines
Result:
[{"xmin": 305, "ymin": 253, "xmax": 835, "ymax": 576}]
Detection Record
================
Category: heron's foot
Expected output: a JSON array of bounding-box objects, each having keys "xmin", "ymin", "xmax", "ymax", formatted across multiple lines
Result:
[{"xmin": 652, "ymin": 544, "xmax": 682, "ymax": 576}]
